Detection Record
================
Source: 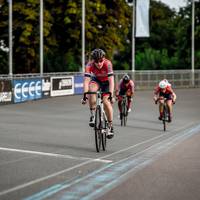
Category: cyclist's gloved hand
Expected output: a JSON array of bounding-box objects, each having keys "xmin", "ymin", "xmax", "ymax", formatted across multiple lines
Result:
[
  {"xmin": 153, "ymin": 96, "xmax": 158, "ymax": 104},
  {"xmin": 109, "ymin": 96, "xmax": 115, "ymax": 104},
  {"xmin": 81, "ymin": 96, "xmax": 87, "ymax": 104}
]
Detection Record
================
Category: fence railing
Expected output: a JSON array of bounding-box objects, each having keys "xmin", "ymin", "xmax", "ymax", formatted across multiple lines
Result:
[
  {"xmin": 1, "ymin": 70, "xmax": 200, "ymax": 90},
  {"xmin": 114, "ymin": 70, "xmax": 200, "ymax": 89}
]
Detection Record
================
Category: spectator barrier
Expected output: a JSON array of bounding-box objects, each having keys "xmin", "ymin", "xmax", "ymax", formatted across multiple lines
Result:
[{"xmin": 0, "ymin": 70, "xmax": 200, "ymax": 105}]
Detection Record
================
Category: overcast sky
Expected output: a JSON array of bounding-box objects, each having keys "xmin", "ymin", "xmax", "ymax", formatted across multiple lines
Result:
[{"xmin": 157, "ymin": 0, "xmax": 188, "ymax": 11}]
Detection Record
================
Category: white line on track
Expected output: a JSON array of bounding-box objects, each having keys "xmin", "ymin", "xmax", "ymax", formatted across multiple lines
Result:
[
  {"xmin": 0, "ymin": 147, "xmax": 112, "ymax": 163},
  {"xmin": 0, "ymin": 122, "xmax": 196, "ymax": 197}
]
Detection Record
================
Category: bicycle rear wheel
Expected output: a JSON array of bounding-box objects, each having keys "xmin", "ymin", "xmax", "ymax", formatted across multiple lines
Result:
[{"xmin": 95, "ymin": 105, "xmax": 102, "ymax": 152}]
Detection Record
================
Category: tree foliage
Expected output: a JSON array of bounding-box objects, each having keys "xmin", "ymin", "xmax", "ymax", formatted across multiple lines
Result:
[{"xmin": 0, "ymin": 0, "xmax": 200, "ymax": 74}]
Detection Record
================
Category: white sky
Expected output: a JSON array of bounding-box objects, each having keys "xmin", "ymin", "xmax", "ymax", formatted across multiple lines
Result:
[{"xmin": 156, "ymin": 0, "xmax": 188, "ymax": 11}]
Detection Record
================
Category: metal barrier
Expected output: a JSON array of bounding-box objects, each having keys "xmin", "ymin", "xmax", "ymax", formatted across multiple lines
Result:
[
  {"xmin": 114, "ymin": 70, "xmax": 200, "ymax": 89},
  {"xmin": 1, "ymin": 69, "xmax": 200, "ymax": 89}
]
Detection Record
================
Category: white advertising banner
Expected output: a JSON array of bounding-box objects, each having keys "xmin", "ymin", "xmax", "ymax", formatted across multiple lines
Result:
[
  {"xmin": 136, "ymin": 0, "xmax": 150, "ymax": 37},
  {"xmin": 51, "ymin": 76, "xmax": 74, "ymax": 97}
]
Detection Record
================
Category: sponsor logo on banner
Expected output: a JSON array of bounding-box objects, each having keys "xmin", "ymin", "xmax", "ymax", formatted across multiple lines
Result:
[
  {"xmin": 42, "ymin": 77, "xmax": 51, "ymax": 97},
  {"xmin": 74, "ymin": 75, "xmax": 83, "ymax": 94},
  {"xmin": 51, "ymin": 76, "xmax": 74, "ymax": 97},
  {"xmin": 14, "ymin": 79, "xmax": 42, "ymax": 103},
  {"xmin": 0, "ymin": 80, "xmax": 12, "ymax": 103}
]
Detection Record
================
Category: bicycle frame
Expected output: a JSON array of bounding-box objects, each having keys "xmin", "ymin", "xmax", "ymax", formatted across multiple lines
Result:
[{"xmin": 96, "ymin": 92, "xmax": 107, "ymax": 123}]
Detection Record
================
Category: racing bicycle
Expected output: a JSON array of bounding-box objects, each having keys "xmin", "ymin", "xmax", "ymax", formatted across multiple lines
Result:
[
  {"xmin": 84, "ymin": 91, "xmax": 111, "ymax": 152},
  {"xmin": 156, "ymin": 97, "xmax": 170, "ymax": 131}
]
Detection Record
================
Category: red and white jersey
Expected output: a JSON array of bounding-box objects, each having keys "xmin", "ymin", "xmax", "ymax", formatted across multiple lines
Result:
[
  {"xmin": 154, "ymin": 85, "xmax": 173, "ymax": 95},
  {"xmin": 84, "ymin": 59, "xmax": 113, "ymax": 82}
]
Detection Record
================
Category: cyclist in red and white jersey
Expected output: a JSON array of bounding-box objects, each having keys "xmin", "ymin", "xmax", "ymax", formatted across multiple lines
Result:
[
  {"xmin": 115, "ymin": 74, "xmax": 135, "ymax": 119},
  {"xmin": 81, "ymin": 49, "xmax": 115, "ymax": 139},
  {"xmin": 154, "ymin": 80, "xmax": 177, "ymax": 122}
]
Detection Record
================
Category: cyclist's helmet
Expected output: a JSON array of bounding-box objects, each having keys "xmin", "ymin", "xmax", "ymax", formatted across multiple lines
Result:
[
  {"xmin": 91, "ymin": 49, "xmax": 105, "ymax": 62},
  {"xmin": 122, "ymin": 74, "xmax": 130, "ymax": 83},
  {"xmin": 159, "ymin": 80, "xmax": 168, "ymax": 89}
]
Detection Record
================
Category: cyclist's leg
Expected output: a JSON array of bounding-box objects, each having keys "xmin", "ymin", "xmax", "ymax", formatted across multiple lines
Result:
[
  {"xmin": 101, "ymin": 81, "xmax": 114, "ymax": 138},
  {"xmin": 103, "ymin": 96, "xmax": 114, "ymax": 138},
  {"xmin": 126, "ymin": 89, "xmax": 132, "ymax": 112},
  {"xmin": 88, "ymin": 80, "xmax": 99, "ymax": 127},
  {"xmin": 127, "ymin": 96, "xmax": 132, "ymax": 112},
  {"xmin": 158, "ymin": 96, "xmax": 165, "ymax": 120},
  {"xmin": 166, "ymin": 99, "xmax": 173, "ymax": 122},
  {"xmin": 103, "ymin": 96, "xmax": 113, "ymax": 122}
]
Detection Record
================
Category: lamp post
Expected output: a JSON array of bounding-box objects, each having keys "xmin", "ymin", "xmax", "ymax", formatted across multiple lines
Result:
[
  {"xmin": 8, "ymin": 0, "xmax": 13, "ymax": 76},
  {"xmin": 191, "ymin": 0, "xmax": 198, "ymax": 86},
  {"xmin": 132, "ymin": 0, "xmax": 135, "ymax": 72},
  {"xmin": 82, "ymin": 0, "xmax": 85, "ymax": 72},
  {"xmin": 40, "ymin": 0, "xmax": 43, "ymax": 76}
]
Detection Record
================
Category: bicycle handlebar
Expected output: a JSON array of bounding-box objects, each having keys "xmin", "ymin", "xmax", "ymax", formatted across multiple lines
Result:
[
  {"xmin": 155, "ymin": 97, "xmax": 175, "ymax": 104},
  {"xmin": 83, "ymin": 91, "xmax": 112, "ymax": 101}
]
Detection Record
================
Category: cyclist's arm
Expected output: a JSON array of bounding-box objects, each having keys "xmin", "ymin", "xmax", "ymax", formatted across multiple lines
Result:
[
  {"xmin": 153, "ymin": 87, "xmax": 159, "ymax": 102},
  {"xmin": 115, "ymin": 80, "xmax": 121, "ymax": 97},
  {"xmin": 83, "ymin": 76, "xmax": 90, "ymax": 93},
  {"xmin": 130, "ymin": 80, "xmax": 135, "ymax": 97},
  {"xmin": 107, "ymin": 61, "xmax": 114, "ymax": 97},
  {"xmin": 168, "ymin": 87, "xmax": 176, "ymax": 102},
  {"xmin": 108, "ymin": 75, "xmax": 114, "ymax": 97},
  {"xmin": 172, "ymin": 91, "xmax": 177, "ymax": 102}
]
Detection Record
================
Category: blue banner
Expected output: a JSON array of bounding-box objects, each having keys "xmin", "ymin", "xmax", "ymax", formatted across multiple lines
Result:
[
  {"xmin": 13, "ymin": 79, "xmax": 42, "ymax": 103},
  {"xmin": 74, "ymin": 76, "xmax": 83, "ymax": 95}
]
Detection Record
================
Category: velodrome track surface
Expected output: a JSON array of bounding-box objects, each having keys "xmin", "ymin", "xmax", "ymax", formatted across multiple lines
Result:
[{"xmin": 0, "ymin": 88, "xmax": 200, "ymax": 200}]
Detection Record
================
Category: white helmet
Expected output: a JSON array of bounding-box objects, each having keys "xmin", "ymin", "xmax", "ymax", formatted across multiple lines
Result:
[
  {"xmin": 163, "ymin": 79, "xmax": 171, "ymax": 87},
  {"xmin": 159, "ymin": 80, "xmax": 167, "ymax": 89}
]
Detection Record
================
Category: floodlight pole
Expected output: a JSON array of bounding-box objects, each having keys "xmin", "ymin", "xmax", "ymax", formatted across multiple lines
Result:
[
  {"xmin": 191, "ymin": 0, "xmax": 198, "ymax": 86},
  {"xmin": 132, "ymin": 0, "xmax": 135, "ymax": 72},
  {"xmin": 40, "ymin": 0, "xmax": 44, "ymax": 76},
  {"xmin": 82, "ymin": 0, "xmax": 85, "ymax": 72},
  {"xmin": 8, "ymin": 0, "xmax": 13, "ymax": 76}
]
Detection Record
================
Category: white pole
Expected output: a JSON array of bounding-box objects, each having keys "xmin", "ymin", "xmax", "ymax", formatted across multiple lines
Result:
[
  {"xmin": 191, "ymin": 0, "xmax": 195, "ymax": 86},
  {"xmin": 82, "ymin": 0, "xmax": 85, "ymax": 72},
  {"xmin": 40, "ymin": 0, "xmax": 43, "ymax": 76},
  {"xmin": 132, "ymin": 0, "xmax": 135, "ymax": 72},
  {"xmin": 8, "ymin": 0, "xmax": 13, "ymax": 76}
]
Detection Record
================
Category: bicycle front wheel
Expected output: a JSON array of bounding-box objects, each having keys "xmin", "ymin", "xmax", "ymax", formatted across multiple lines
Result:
[
  {"xmin": 163, "ymin": 105, "xmax": 167, "ymax": 131},
  {"xmin": 95, "ymin": 105, "xmax": 102, "ymax": 152},
  {"xmin": 121, "ymin": 100, "xmax": 128, "ymax": 126},
  {"xmin": 102, "ymin": 116, "xmax": 107, "ymax": 151}
]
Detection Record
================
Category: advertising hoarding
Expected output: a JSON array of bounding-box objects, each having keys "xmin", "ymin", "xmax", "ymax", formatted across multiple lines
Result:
[
  {"xmin": 0, "ymin": 80, "xmax": 12, "ymax": 104},
  {"xmin": 51, "ymin": 76, "xmax": 74, "ymax": 97},
  {"xmin": 42, "ymin": 77, "xmax": 51, "ymax": 98},
  {"xmin": 13, "ymin": 79, "xmax": 42, "ymax": 103}
]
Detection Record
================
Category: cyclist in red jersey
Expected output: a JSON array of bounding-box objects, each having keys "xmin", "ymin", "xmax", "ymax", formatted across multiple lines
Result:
[
  {"xmin": 81, "ymin": 49, "xmax": 115, "ymax": 139},
  {"xmin": 154, "ymin": 80, "xmax": 177, "ymax": 122},
  {"xmin": 115, "ymin": 74, "xmax": 135, "ymax": 119}
]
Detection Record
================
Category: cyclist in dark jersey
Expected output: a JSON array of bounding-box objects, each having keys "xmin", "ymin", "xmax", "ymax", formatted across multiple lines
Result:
[
  {"xmin": 81, "ymin": 49, "xmax": 115, "ymax": 139},
  {"xmin": 154, "ymin": 80, "xmax": 177, "ymax": 122},
  {"xmin": 115, "ymin": 74, "xmax": 135, "ymax": 119}
]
